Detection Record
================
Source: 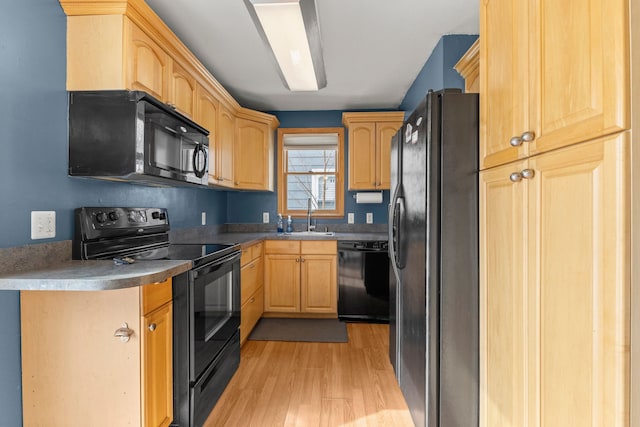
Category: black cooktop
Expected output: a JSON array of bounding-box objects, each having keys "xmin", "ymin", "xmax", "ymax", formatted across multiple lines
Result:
[{"xmin": 73, "ymin": 207, "xmax": 239, "ymax": 267}]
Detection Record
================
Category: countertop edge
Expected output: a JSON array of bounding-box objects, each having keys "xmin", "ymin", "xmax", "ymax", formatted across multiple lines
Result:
[{"xmin": 0, "ymin": 260, "xmax": 192, "ymax": 291}]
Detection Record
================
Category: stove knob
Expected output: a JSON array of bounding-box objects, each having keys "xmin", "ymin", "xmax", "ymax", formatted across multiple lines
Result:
[
  {"xmin": 108, "ymin": 211, "xmax": 119, "ymax": 221},
  {"xmin": 95, "ymin": 212, "xmax": 107, "ymax": 223}
]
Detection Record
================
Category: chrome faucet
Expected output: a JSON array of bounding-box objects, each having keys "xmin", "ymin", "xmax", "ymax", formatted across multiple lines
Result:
[{"xmin": 307, "ymin": 197, "xmax": 316, "ymax": 232}]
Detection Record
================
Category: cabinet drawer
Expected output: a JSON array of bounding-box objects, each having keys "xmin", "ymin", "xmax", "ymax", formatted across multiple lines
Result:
[
  {"xmin": 251, "ymin": 242, "xmax": 263, "ymax": 259},
  {"xmin": 141, "ymin": 278, "xmax": 172, "ymax": 315},
  {"xmin": 240, "ymin": 286, "xmax": 264, "ymax": 345},
  {"xmin": 301, "ymin": 240, "xmax": 336, "ymax": 255},
  {"xmin": 241, "ymin": 242, "xmax": 264, "ymax": 266},
  {"xmin": 265, "ymin": 240, "xmax": 300, "ymax": 255},
  {"xmin": 241, "ymin": 257, "xmax": 263, "ymax": 304}
]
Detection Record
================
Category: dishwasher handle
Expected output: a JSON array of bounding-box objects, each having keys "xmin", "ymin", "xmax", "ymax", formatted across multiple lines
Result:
[{"xmin": 337, "ymin": 241, "xmax": 388, "ymax": 252}]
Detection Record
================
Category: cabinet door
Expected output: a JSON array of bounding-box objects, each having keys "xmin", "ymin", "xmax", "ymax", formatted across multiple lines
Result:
[
  {"xmin": 264, "ymin": 254, "xmax": 300, "ymax": 312},
  {"xmin": 348, "ymin": 122, "xmax": 376, "ymax": 189},
  {"xmin": 527, "ymin": 134, "xmax": 629, "ymax": 426},
  {"xmin": 479, "ymin": 160, "xmax": 528, "ymax": 427},
  {"xmin": 240, "ymin": 286, "xmax": 264, "ymax": 345},
  {"xmin": 479, "ymin": 0, "xmax": 530, "ymax": 169},
  {"xmin": 376, "ymin": 122, "xmax": 401, "ymax": 189},
  {"xmin": 127, "ymin": 23, "xmax": 168, "ymax": 102},
  {"xmin": 168, "ymin": 60, "xmax": 196, "ymax": 118},
  {"xmin": 21, "ymin": 288, "xmax": 142, "ymax": 426},
  {"xmin": 142, "ymin": 302, "xmax": 173, "ymax": 427},
  {"xmin": 235, "ymin": 118, "xmax": 271, "ymax": 190},
  {"xmin": 217, "ymin": 106, "xmax": 235, "ymax": 187},
  {"xmin": 530, "ymin": 0, "xmax": 629, "ymax": 155},
  {"xmin": 300, "ymin": 254, "xmax": 337, "ymax": 313},
  {"xmin": 196, "ymin": 85, "xmax": 219, "ymax": 183}
]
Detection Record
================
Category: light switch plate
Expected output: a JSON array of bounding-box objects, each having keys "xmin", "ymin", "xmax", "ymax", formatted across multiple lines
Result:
[
  {"xmin": 366, "ymin": 213, "xmax": 373, "ymax": 224},
  {"xmin": 348, "ymin": 213, "xmax": 355, "ymax": 224},
  {"xmin": 201, "ymin": 212, "xmax": 206, "ymax": 225},
  {"xmin": 31, "ymin": 211, "xmax": 56, "ymax": 239},
  {"xmin": 263, "ymin": 212, "xmax": 270, "ymax": 223}
]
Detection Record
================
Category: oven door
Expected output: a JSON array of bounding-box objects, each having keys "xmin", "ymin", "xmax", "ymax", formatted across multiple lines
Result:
[{"xmin": 189, "ymin": 251, "xmax": 240, "ymax": 382}]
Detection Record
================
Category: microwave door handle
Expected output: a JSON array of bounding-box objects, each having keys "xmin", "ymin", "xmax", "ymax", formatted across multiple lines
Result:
[{"xmin": 193, "ymin": 144, "xmax": 207, "ymax": 178}]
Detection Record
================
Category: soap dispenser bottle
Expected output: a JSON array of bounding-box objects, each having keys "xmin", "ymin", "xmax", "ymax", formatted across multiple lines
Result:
[
  {"xmin": 286, "ymin": 215, "xmax": 293, "ymax": 233},
  {"xmin": 277, "ymin": 213, "xmax": 283, "ymax": 234}
]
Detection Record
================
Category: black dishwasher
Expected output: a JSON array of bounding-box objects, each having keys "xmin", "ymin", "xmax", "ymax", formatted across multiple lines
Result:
[{"xmin": 338, "ymin": 241, "xmax": 390, "ymax": 323}]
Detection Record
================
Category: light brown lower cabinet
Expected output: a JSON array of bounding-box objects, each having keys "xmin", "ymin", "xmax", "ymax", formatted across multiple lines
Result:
[
  {"xmin": 263, "ymin": 240, "xmax": 337, "ymax": 315},
  {"xmin": 240, "ymin": 242, "xmax": 264, "ymax": 344},
  {"xmin": 20, "ymin": 279, "xmax": 173, "ymax": 427},
  {"xmin": 480, "ymin": 133, "xmax": 630, "ymax": 426}
]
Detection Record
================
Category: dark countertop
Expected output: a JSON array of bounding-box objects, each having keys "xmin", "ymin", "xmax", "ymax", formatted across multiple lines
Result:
[
  {"xmin": 174, "ymin": 231, "xmax": 389, "ymax": 247},
  {"xmin": 0, "ymin": 259, "xmax": 192, "ymax": 291},
  {"xmin": 0, "ymin": 228, "xmax": 387, "ymax": 291}
]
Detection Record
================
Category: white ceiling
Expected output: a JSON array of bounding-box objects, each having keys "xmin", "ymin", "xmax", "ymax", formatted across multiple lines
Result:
[{"xmin": 146, "ymin": 0, "xmax": 479, "ymax": 112}]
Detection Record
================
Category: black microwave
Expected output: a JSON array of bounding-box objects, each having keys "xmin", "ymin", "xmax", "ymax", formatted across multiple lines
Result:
[{"xmin": 68, "ymin": 90, "xmax": 209, "ymax": 187}]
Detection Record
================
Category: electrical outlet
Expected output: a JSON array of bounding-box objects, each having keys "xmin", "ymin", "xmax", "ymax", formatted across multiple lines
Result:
[
  {"xmin": 263, "ymin": 212, "xmax": 270, "ymax": 223},
  {"xmin": 366, "ymin": 213, "xmax": 373, "ymax": 224},
  {"xmin": 201, "ymin": 212, "xmax": 206, "ymax": 225},
  {"xmin": 347, "ymin": 213, "xmax": 355, "ymax": 224},
  {"xmin": 31, "ymin": 211, "xmax": 56, "ymax": 239}
]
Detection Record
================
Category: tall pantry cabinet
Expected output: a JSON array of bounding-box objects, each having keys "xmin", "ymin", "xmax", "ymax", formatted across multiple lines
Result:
[{"xmin": 479, "ymin": 0, "xmax": 631, "ymax": 425}]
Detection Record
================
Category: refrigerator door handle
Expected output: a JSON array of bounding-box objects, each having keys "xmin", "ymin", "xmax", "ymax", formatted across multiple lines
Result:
[{"xmin": 389, "ymin": 193, "xmax": 405, "ymax": 281}]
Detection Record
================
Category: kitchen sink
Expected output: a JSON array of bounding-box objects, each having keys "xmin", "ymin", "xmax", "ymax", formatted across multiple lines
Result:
[{"xmin": 285, "ymin": 231, "xmax": 335, "ymax": 237}]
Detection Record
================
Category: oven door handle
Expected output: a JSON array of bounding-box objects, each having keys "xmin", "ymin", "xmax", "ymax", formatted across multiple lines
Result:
[{"xmin": 191, "ymin": 251, "xmax": 241, "ymax": 279}]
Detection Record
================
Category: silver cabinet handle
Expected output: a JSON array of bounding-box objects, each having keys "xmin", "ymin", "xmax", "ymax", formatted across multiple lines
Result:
[
  {"xmin": 114, "ymin": 323, "xmax": 134, "ymax": 342},
  {"xmin": 521, "ymin": 168, "xmax": 535, "ymax": 179},
  {"xmin": 148, "ymin": 323, "xmax": 157, "ymax": 332},
  {"xmin": 509, "ymin": 131, "xmax": 536, "ymax": 147},
  {"xmin": 509, "ymin": 169, "xmax": 535, "ymax": 183},
  {"xmin": 250, "ymin": 297, "xmax": 255, "ymax": 303}
]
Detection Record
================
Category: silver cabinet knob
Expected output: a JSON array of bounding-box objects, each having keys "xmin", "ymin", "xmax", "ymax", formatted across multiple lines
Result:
[
  {"xmin": 521, "ymin": 168, "xmax": 535, "ymax": 179},
  {"xmin": 509, "ymin": 169, "xmax": 535, "ymax": 183},
  {"xmin": 509, "ymin": 131, "xmax": 536, "ymax": 147},
  {"xmin": 148, "ymin": 323, "xmax": 157, "ymax": 332},
  {"xmin": 510, "ymin": 136, "xmax": 524, "ymax": 147},
  {"xmin": 114, "ymin": 323, "xmax": 134, "ymax": 342}
]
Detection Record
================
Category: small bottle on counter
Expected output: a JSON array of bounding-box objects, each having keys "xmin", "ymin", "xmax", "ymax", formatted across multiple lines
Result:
[
  {"xmin": 277, "ymin": 213, "xmax": 284, "ymax": 234},
  {"xmin": 286, "ymin": 215, "xmax": 293, "ymax": 233}
]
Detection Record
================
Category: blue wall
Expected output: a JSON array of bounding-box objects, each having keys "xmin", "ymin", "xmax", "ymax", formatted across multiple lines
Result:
[
  {"xmin": 0, "ymin": 2, "xmax": 228, "ymax": 424},
  {"xmin": 399, "ymin": 34, "xmax": 478, "ymax": 116}
]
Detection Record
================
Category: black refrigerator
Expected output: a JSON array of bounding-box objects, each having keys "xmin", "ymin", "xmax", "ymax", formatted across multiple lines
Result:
[{"xmin": 388, "ymin": 89, "xmax": 479, "ymax": 427}]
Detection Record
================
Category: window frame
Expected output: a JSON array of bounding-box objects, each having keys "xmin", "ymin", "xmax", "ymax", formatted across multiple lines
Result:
[{"xmin": 277, "ymin": 127, "xmax": 345, "ymax": 219}]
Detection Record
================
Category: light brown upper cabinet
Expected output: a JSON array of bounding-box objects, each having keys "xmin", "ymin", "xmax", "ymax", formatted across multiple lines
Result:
[
  {"xmin": 480, "ymin": 0, "xmax": 629, "ymax": 170},
  {"xmin": 234, "ymin": 109, "xmax": 278, "ymax": 191},
  {"xmin": 167, "ymin": 60, "xmax": 196, "ymax": 119},
  {"xmin": 127, "ymin": 22, "xmax": 168, "ymax": 101},
  {"xmin": 342, "ymin": 112, "xmax": 404, "ymax": 190},
  {"xmin": 214, "ymin": 105, "xmax": 236, "ymax": 188}
]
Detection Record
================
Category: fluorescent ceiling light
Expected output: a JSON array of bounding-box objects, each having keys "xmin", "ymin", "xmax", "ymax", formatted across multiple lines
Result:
[{"xmin": 245, "ymin": 0, "xmax": 327, "ymax": 91}]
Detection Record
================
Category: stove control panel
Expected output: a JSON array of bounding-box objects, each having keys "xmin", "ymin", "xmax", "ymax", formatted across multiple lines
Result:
[{"xmin": 75, "ymin": 207, "xmax": 170, "ymax": 241}]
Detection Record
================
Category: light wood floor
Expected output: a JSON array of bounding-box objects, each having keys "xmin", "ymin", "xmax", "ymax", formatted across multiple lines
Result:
[{"xmin": 204, "ymin": 323, "xmax": 415, "ymax": 427}]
